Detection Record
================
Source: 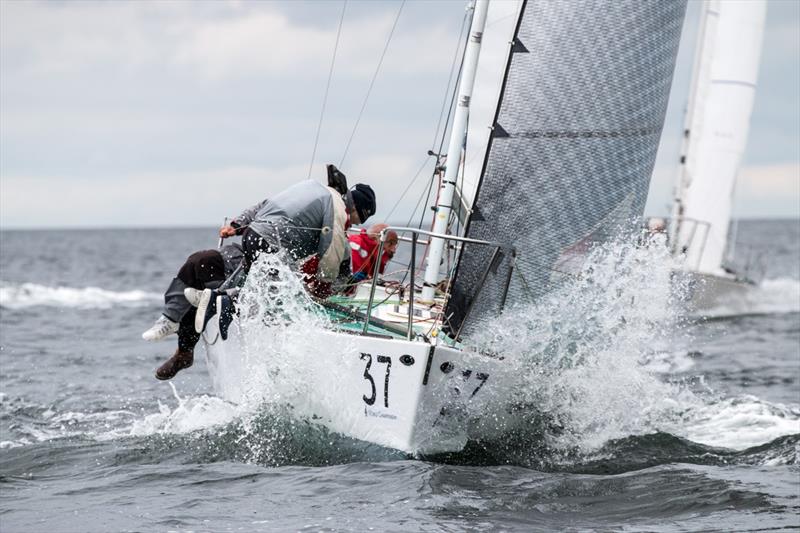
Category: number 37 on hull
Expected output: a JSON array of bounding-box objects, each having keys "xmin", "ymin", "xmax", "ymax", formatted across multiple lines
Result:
[{"xmin": 325, "ymin": 332, "xmax": 516, "ymax": 455}]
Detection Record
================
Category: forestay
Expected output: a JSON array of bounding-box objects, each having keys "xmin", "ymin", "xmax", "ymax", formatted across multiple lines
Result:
[{"xmin": 446, "ymin": 0, "xmax": 687, "ymax": 336}]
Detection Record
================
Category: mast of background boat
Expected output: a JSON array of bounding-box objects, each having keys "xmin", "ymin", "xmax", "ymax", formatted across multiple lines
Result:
[
  {"xmin": 420, "ymin": 0, "xmax": 489, "ymax": 304},
  {"xmin": 669, "ymin": 0, "xmax": 716, "ymax": 252}
]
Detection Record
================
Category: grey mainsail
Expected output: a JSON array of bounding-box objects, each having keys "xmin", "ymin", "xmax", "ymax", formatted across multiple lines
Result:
[{"xmin": 445, "ymin": 0, "xmax": 687, "ymax": 336}]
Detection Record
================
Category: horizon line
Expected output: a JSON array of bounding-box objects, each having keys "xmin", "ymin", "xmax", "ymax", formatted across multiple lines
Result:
[{"xmin": 1, "ymin": 216, "xmax": 798, "ymax": 232}]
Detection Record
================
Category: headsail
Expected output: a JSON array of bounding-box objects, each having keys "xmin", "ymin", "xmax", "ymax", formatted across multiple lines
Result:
[
  {"xmin": 445, "ymin": 0, "xmax": 687, "ymax": 336},
  {"xmin": 670, "ymin": 0, "xmax": 767, "ymax": 276}
]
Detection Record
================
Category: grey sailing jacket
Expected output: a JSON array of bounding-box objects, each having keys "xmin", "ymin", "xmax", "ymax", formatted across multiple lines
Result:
[{"xmin": 232, "ymin": 180, "xmax": 338, "ymax": 263}]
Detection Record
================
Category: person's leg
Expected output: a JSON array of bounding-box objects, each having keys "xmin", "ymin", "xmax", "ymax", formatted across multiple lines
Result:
[
  {"xmin": 153, "ymin": 250, "xmax": 227, "ymax": 379},
  {"xmin": 162, "ymin": 277, "xmax": 191, "ymax": 324},
  {"xmin": 155, "ymin": 311, "xmax": 198, "ymax": 380},
  {"xmin": 194, "ymin": 229, "xmax": 276, "ymax": 335},
  {"xmin": 177, "ymin": 249, "xmax": 227, "ymax": 287},
  {"xmin": 145, "ymin": 249, "xmax": 227, "ymax": 341}
]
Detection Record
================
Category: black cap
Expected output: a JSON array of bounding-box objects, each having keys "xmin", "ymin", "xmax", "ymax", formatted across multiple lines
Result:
[{"xmin": 350, "ymin": 184, "xmax": 375, "ymax": 224}]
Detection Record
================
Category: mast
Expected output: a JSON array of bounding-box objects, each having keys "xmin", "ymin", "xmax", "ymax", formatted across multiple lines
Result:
[
  {"xmin": 420, "ymin": 0, "xmax": 489, "ymax": 304},
  {"xmin": 670, "ymin": 0, "xmax": 717, "ymax": 251}
]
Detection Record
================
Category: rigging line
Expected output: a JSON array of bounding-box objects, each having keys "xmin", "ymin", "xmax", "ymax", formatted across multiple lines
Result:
[
  {"xmin": 385, "ymin": 155, "xmax": 435, "ymax": 220},
  {"xmin": 383, "ymin": 9, "xmax": 466, "ymax": 240},
  {"xmin": 451, "ymin": 127, "xmax": 469, "ymax": 236},
  {"xmin": 339, "ymin": 0, "xmax": 405, "ymax": 168},
  {"xmin": 382, "ymin": 169, "xmax": 436, "ymax": 291},
  {"xmin": 307, "ymin": 0, "xmax": 348, "ymax": 181},
  {"xmin": 435, "ymin": 21, "xmax": 467, "ymax": 158},
  {"xmin": 402, "ymin": 166, "xmax": 434, "ymax": 229},
  {"xmin": 413, "ymin": 169, "xmax": 438, "ymax": 273},
  {"xmin": 429, "ymin": 8, "xmax": 470, "ymax": 151},
  {"xmin": 436, "ymin": 67, "xmax": 461, "ymax": 157},
  {"xmin": 403, "ymin": 9, "xmax": 468, "ymax": 277},
  {"xmin": 411, "ymin": 170, "xmax": 437, "ymax": 230}
]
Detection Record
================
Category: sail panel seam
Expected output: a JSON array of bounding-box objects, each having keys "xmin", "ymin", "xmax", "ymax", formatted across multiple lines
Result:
[{"xmin": 498, "ymin": 126, "xmax": 663, "ymax": 139}]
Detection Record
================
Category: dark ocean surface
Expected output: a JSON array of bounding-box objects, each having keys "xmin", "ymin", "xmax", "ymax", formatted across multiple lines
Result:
[{"xmin": 0, "ymin": 220, "xmax": 798, "ymax": 532}]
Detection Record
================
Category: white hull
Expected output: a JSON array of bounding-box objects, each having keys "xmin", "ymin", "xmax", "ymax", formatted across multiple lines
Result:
[
  {"xmin": 201, "ymin": 314, "xmax": 522, "ymax": 455},
  {"xmin": 674, "ymin": 269, "xmax": 755, "ymax": 312}
]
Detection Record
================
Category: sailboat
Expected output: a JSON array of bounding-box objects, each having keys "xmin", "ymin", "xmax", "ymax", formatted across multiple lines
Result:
[
  {"xmin": 667, "ymin": 0, "xmax": 768, "ymax": 310},
  {"xmin": 202, "ymin": 0, "xmax": 687, "ymax": 455}
]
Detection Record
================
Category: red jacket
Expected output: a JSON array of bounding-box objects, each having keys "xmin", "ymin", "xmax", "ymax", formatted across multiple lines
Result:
[
  {"xmin": 349, "ymin": 229, "xmax": 390, "ymax": 277},
  {"xmin": 301, "ymin": 229, "xmax": 390, "ymax": 299}
]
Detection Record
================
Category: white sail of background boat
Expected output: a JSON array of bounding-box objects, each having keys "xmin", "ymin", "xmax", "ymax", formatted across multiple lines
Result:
[
  {"xmin": 668, "ymin": 0, "xmax": 768, "ymax": 309},
  {"xmin": 202, "ymin": 0, "xmax": 687, "ymax": 455}
]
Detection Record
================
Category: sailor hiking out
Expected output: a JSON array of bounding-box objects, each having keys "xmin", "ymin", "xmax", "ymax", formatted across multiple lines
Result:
[
  {"xmin": 142, "ymin": 243, "xmax": 244, "ymax": 380},
  {"xmin": 144, "ymin": 174, "xmax": 376, "ymax": 381}
]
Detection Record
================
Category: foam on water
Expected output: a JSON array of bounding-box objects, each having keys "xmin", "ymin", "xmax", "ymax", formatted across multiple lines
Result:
[
  {"xmin": 682, "ymin": 395, "xmax": 800, "ymax": 451},
  {"xmin": 128, "ymin": 383, "xmax": 238, "ymax": 438},
  {"xmin": 0, "ymin": 281, "xmax": 160, "ymax": 309},
  {"xmin": 122, "ymin": 254, "xmax": 354, "ymax": 458},
  {"xmin": 702, "ymin": 277, "xmax": 800, "ymax": 318},
  {"xmin": 465, "ymin": 241, "xmax": 799, "ymax": 455},
  {"xmin": 233, "ymin": 254, "xmax": 334, "ymax": 404},
  {"xmin": 0, "ymin": 392, "xmax": 142, "ymax": 448}
]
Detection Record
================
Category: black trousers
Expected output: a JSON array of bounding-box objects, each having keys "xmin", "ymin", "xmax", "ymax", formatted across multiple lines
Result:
[{"xmin": 174, "ymin": 249, "xmax": 227, "ymax": 352}]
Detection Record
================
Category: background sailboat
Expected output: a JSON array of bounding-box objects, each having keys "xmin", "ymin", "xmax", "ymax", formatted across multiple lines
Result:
[{"xmin": 668, "ymin": 0, "xmax": 768, "ymax": 310}]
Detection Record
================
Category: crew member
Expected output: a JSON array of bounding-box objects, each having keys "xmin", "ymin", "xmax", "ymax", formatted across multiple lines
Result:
[
  {"xmin": 142, "ymin": 243, "xmax": 244, "ymax": 380},
  {"xmin": 194, "ymin": 179, "xmax": 376, "ymax": 335},
  {"xmin": 349, "ymin": 223, "xmax": 399, "ymax": 281}
]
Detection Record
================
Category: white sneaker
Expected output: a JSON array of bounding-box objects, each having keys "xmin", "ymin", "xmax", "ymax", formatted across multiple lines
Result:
[
  {"xmin": 184, "ymin": 287, "xmax": 203, "ymax": 307},
  {"xmin": 194, "ymin": 289, "xmax": 215, "ymax": 333},
  {"xmin": 142, "ymin": 315, "xmax": 179, "ymax": 341}
]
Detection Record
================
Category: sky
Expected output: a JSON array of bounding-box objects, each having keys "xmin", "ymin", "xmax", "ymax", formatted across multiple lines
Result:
[{"xmin": 1, "ymin": 0, "xmax": 798, "ymax": 229}]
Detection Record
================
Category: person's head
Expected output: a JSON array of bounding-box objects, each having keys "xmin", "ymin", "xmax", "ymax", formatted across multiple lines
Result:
[
  {"xmin": 647, "ymin": 217, "xmax": 666, "ymax": 233},
  {"xmin": 384, "ymin": 230, "xmax": 399, "ymax": 258},
  {"xmin": 367, "ymin": 223, "xmax": 388, "ymax": 241},
  {"xmin": 349, "ymin": 184, "xmax": 375, "ymax": 225},
  {"xmin": 367, "ymin": 224, "xmax": 398, "ymax": 256}
]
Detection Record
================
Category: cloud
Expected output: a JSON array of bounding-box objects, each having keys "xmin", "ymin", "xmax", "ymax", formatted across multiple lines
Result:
[
  {"xmin": 0, "ymin": 1, "xmax": 163, "ymax": 76},
  {"xmin": 1, "ymin": 1, "xmax": 457, "ymax": 82},
  {"xmin": 733, "ymin": 163, "xmax": 800, "ymax": 218},
  {"xmin": 169, "ymin": 5, "xmax": 458, "ymax": 81},
  {"xmin": 0, "ymin": 0, "xmax": 797, "ymax": 228}
]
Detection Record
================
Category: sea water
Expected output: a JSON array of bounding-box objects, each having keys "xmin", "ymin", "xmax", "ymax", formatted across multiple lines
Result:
[{"xmin": 0, "ymin": 221, "xmax": 798, "ymax": 532}]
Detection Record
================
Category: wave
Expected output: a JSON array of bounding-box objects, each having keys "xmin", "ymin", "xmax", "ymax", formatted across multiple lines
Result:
[
  {"xmin": 433, "ymin": 430, "xmax": 799, "ymax": 473},
  {"xmin": 121, "ymin": 390, "xmax": 800, "ymax": 470},
  {"xmin": 701, "ymin": 277, "xmax": 800, "ymax": 318},
  {"xmin": 2, "ymin": 386, "xmax": 796, "ymax": 471},
  {"xmin": 681, "ymin": 395, "xmax": 800, "ymax": 451},
  {"xmin": 128, "ymin": 383, "xmax": 238, "ymax": 438},
  {"xmin": 0, "ymin": 281, "xmax": 161, "ymax": 309},
  {"xmin": 0, "ymin": 392, "xmax": 140, "ymax": 449}
]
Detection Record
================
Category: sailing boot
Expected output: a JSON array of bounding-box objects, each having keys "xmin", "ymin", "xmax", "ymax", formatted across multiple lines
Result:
[
  {"xmin": 154, "ymin": 348, "xmax": 194, "ymax": 380},
  {"xmin": 183, "ymin": 287, "xmax": 203, "ymax": 307},
  {"xmin": 218, "ymin": 294, "xmax": 236, "ymax": 341},
  {"xmin": 194, "ymin": 288, "xmax": 217, "ymax": 333}
]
